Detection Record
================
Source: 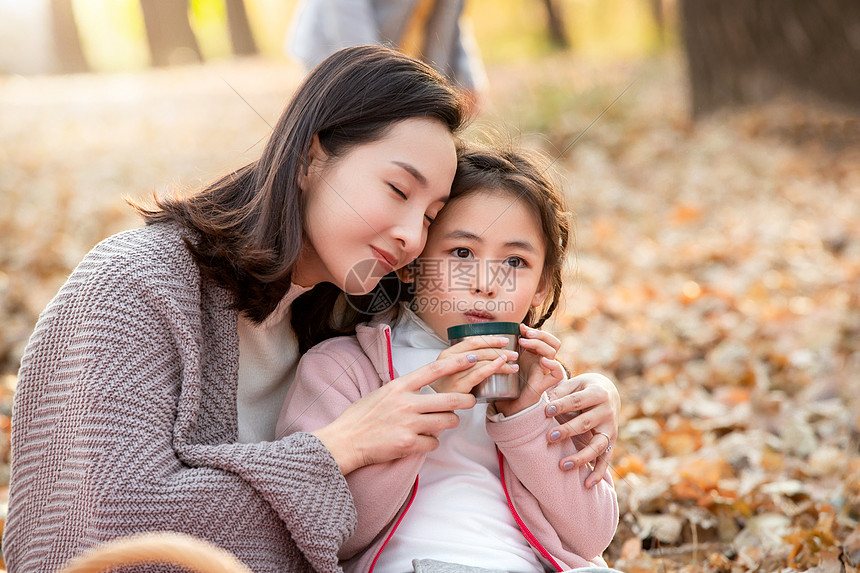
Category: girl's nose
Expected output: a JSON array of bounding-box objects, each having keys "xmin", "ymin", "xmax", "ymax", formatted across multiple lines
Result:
[{"xmin": 472, "ymin": 276, "xmax": 497, "ymax": 298}]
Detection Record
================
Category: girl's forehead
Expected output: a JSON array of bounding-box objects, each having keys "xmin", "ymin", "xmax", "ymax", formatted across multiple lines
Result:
[
  {"xmin": 445, "ymin": 187, "xmax": 535, "ymax": 221},
  {"xmin": 447, "ymin": 186, "xmax": 517, "ymax": 210},
  {"xmin": 434, "ymin": 190, "xmax": 545, "ymax": 243}
]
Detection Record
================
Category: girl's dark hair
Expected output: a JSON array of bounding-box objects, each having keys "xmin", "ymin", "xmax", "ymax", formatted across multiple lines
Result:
[
  {"xmin": 442, "ymin": 145, "xmax": 571, "ymax": 328},
  {"xmin": 132, "ymin": 46, "xmax": 466, "ymax": 351}
]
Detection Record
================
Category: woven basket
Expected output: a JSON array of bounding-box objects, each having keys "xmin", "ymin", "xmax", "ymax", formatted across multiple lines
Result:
[{"xmin": 55, "ymin": 532, "xmax": 254, "ymax": 573}]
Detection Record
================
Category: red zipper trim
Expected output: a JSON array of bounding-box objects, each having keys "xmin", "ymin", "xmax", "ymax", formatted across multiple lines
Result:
[
  {"xmin": 498, "ymin": 449, "xmax": 563, "ymax": 572},
  {"xmin": 369, "ymin": 327, "xmax": 416, "ymax": 572},
  {"xmin": 384, "ymin": 328, "xmax": 395, "ymax": 380},
  {"xmin": 369, "ymin": 475, "xmax": 419, "ymax": 572}
]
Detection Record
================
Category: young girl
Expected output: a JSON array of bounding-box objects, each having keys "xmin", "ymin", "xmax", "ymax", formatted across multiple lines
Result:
[{"xmin": 278, "ymin": 146, "xmax": 620, "ymax": 572}]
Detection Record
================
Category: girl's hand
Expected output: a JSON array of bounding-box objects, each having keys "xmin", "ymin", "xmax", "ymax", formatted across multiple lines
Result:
[
  {"xmin": 494, "ymin": 325, "xmax": 563, "ymax": 417},
  {"xmin": 430, "ymin": 336, "xmax": 518, "ymax": 394},
  {"xmin": 544, "ymin": 373, "xmax": 620, "ymax": 488},
  {"xmin": 312, "ymin": 353, "xmax": 481, "ymax": 475}
]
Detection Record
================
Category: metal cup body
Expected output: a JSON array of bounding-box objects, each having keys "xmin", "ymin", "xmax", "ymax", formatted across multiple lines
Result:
[{"xmin": 449, "ymin": 331, "xmax": 520, "ymax": 402}]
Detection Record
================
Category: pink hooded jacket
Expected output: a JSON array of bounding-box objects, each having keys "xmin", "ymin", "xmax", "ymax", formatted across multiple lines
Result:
[{"xmin": 276, "ymin": 320, "xmax": 619, "ymax": 572}]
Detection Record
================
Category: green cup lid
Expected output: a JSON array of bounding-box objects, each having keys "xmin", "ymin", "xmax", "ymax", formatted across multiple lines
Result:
[{"xmin": 447, "ymin": 321, "xmax": 521, "ymax": 340}]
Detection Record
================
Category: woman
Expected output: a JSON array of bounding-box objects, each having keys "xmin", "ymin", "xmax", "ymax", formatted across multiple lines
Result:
[{"xmin": 4, "ymin": 46, "xmax": 619, "ymax": 572}]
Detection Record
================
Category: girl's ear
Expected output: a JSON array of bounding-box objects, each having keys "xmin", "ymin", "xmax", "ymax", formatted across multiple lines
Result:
[
  {"xmin": 531, "ymin": 273, "xmax": 550, "ymax": 308},
  {"xmin": 298, "ymin": 134, "xmax": 326, "ymax": 191}
]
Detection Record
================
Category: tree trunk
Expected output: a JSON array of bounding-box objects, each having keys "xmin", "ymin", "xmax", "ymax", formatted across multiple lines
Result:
[
  {"xmin": 140, "ymin": 0, "xmax": 202, "ymax": 67},
  {"xmin": 650, "ymin": 0, "xmax": 665, "ymax": 45},
  {"xmin": 50, "ymin": 0, "xmax": 88, "ymax": 73},
  {"xmin": 542, "ymin": 0, "xmax": 569, "ymax": 49},
  {"xmin": 225, "ymin": 0, "xmax": 257, "ymax": 56},
  {"xmin": 682, "ymin": 0, "xmax": 860, "ymax": 117}
]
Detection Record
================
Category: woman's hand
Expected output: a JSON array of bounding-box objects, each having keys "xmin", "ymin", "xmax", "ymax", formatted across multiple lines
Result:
[
  {"xmin": 545, "ymin": 373, "xmax": 620, "ymax": 488},
  {"xmin": 494, "ymin": 325, "xmax": 563, "ymax": 418},
  {"xmin": 312, "ymin": 353, "xmax": 482, "ymax": 475},
  {"xmin": 431, "ymin": 336, "xmax": 518, "ymax": 394}
]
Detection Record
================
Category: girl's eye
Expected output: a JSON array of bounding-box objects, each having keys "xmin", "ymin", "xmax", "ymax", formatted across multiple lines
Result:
[
  {"xmin": 424, "ymin": 215, "xmax": 436, "ymax": 226},
  {"xmin": 452, "ymin": 248, "xmax": 472, "ymax": 259},
  {"xmin": 389, "ymin": 184, "xmax": 407, "ymax": 199},
  {"xmin": 505, "ymin": 256, "xmax": 527, "ymax": 268}
]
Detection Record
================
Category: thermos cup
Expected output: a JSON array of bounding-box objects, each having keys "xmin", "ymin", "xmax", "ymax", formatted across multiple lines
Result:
[{"xmin": 447, "ymin": 321, "xmax": 521, "ymax": 402}]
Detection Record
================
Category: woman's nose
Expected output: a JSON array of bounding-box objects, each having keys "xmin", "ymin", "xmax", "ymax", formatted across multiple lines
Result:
[{"xmin": 391, "ymin": 217, "xmax": 425, "ymax": 259}]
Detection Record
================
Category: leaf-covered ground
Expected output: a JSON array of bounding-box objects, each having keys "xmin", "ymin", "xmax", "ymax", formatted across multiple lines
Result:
[{"xmin": 1, "ymin": 53, "xmax": 858, "ymax": 571}]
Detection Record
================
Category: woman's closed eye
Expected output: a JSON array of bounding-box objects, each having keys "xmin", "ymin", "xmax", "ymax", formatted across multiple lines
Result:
[
  {"xmin": 390, "ymin": 183, "xmax": 439, "ymax": 226},
  {"xmin": 389, "ymin": 183, "xmax": 407, "ymax": 199}
]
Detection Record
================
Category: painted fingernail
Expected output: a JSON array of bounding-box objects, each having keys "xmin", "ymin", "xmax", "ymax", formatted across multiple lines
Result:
[
  {"xmin": 510, "ymin": 364, "xmax": 519, "ymax": 371},
  {"xmin": 546, "ymin": 405, "xmax": 557, "ymax": 416},
  {"xmin": 563, "ymin": 461, "xmax": 574, "ymax": 470},
  {"xmin": 549, "ymin": 430, "xmax": 561, "ymax": 441},
  {"xmin": 528, "ymin": 329, "xmax": 538, "ymax": 337},
  {"xmin": 467, "ymin": 354, "xmax": 478, "ymax": 363}
]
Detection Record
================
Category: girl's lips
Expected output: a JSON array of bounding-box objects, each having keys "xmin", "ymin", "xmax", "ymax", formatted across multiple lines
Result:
[
  {"xmin": 464, "ymin": 310, "xmax": 495, "ymax": 323},
  {"xmin": 371, "ymin": 247, "xmax": 396, "ymax": 272}
]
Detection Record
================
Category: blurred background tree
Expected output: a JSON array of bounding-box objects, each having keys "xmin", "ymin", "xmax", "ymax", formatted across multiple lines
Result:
[
  {"xmin": 139, "ymin": 0, "xmax": 203, "ymax": 66},
  {"xmin": 681, "ymin": 0, "xmax": 860, "ymax": 117},
  {"xmin": 225, "ymin": 0, "xmax": 258, "ymax": 56},
  {"xmin": 50, "ymin": 0, "xmax": 89, "ymax": 72},
  {"xmin": 541, "ymin": 0, "xmax": 569, "ymax": 49}
]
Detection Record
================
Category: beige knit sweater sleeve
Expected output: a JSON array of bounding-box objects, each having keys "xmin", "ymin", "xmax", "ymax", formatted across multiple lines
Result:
[{"xmin": 3, "ymin": 224, "xmax": 356, "ymax": 573}]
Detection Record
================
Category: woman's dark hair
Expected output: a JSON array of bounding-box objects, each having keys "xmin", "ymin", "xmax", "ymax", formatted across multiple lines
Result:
[{"xmin": 132, "ymin": 46, "xmax": 467, "ymax": 351}]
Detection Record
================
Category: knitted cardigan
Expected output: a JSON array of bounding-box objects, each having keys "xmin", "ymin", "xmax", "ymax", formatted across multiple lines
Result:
[{"xmin": 3, "ymin": 222, "xmax": 357, "ymax": 573}]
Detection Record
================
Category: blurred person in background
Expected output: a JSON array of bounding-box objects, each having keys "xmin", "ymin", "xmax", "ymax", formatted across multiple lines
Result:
[{"xmin": 286, "ymin": 0, "xmax": 487, "ymax": 113}]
